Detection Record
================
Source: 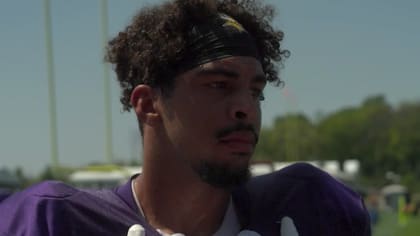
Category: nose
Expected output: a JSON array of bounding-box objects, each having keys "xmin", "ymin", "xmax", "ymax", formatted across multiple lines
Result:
[
  {"xmin": 234, "ymin": 110, "xmax": 247, "ymax": 120},
  {"xmin": 228, "ymin": 91, "xmax": 259, "ymax": 122}
]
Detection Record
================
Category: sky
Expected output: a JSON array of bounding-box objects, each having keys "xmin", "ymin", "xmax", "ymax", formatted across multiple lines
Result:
[{"xmin": 1, "ymin": 0, "xmax": 419, "ymax": 176}]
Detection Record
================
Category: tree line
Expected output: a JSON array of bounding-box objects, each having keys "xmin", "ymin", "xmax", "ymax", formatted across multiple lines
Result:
[{"xmin": 254, "ymin": 95, "xmax": 420, "ymax": 191}]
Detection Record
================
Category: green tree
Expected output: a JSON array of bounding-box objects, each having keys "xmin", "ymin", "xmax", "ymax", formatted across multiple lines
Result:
[
  {"xmin": 316, "ymin": 95, "xmax": 393, "ymax": 176},
  {"xmin": 255, "ymin": 113, "xmax": 317, "ymax": 162},
  {"xmin": 254, "ymin": 95, "xmax": 420, "ymax": 191},
  {"xmin": 385, "ymin": 102, "xmax": 420, "ymax": 190}
]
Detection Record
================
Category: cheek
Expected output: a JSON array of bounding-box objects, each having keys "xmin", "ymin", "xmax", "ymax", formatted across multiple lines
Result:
[
  {"xmin": 257, "ymin": 105, "xmax": 262, "ymax": 121},
  {"xmin": 252, "ymin": 104, "xmax": 262, "ymax": 134},
  {"xmin": 189, "ymin": 98, "xmax": 225, "ymax": 123},
  {"xmin": 168, "ymin": 102, "xmax": 215, "ymax": 140}
]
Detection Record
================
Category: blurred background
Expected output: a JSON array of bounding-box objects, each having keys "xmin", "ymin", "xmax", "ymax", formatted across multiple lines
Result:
[{"xmin": 1, "ymin": 0, "xmax": 419, "ymax": 235}]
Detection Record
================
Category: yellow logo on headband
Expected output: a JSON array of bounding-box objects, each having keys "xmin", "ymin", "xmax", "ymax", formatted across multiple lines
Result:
[{"xmin": 220, "ymin": 14, "xmax": 246, "ymax": 32}]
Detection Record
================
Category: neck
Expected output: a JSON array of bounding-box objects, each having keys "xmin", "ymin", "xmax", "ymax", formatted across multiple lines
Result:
[{"xmin": 135, "ymin": 131, "xmax": 231, "ymax": 235}]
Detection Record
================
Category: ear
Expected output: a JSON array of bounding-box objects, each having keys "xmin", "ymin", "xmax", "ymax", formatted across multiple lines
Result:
[{"xmin": 130, "ymin": 85, "xmax": 161, "ymax": 125}]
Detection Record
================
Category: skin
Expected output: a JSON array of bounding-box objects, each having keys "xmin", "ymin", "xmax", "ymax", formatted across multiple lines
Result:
[{"xmin": 131, "ymin": 56, "xmax": 266, "ymax": 235}]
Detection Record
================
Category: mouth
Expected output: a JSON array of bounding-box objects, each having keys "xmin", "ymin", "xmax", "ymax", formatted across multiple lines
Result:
[{"xmin": 218, "ymin": 131, "xmax": 256, "ymax": 154}]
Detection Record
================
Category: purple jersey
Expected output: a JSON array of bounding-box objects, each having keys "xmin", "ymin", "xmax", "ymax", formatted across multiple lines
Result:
[
  {"xmin": 0, "ymin": 163, "xmax": 370, "ymax": 235},
  {"xmin": 233, "ymin": 163, "xmax": 371, "ymax": 235}
]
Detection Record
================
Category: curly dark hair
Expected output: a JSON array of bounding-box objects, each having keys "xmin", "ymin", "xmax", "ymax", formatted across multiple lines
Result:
[{"xmin": 106, "ymin": 0, "xmax": 289, "ymax": 112}]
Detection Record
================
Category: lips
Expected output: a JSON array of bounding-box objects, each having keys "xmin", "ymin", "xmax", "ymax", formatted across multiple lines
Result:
[{"xmin": 218, "ymin": 131, "xmax": 256, "ymax": 153}]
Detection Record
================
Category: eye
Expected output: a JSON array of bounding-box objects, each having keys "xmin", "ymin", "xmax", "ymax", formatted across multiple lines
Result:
[{"xmin": 207, "ymin": 81, "xmax": 228, "ymax": 89}]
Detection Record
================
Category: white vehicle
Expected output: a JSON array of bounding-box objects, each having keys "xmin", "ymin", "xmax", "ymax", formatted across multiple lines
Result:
[{"xmin": 69, "ymin": 165, "xmax": 142, "ymax": 189}]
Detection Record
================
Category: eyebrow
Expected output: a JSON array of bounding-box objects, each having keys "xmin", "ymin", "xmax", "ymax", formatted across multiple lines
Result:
[{"xmin": 194, "ymin": 68, "xmax": 267, "ymax": 85}]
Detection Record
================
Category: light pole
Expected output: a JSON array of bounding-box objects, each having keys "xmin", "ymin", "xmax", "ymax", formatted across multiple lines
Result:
[
  {"xmin": 43, "ymin": 0, "xmax": 59, "ymax": 171},
  {"xmin": 100, "ymin": 0, "xmax": 114, "ymax": 164}
]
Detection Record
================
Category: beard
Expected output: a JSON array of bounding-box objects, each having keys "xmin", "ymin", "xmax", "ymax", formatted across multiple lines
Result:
[{"xmin": 193, "ymin": 160, "xmax": 251, "ymax": 189}]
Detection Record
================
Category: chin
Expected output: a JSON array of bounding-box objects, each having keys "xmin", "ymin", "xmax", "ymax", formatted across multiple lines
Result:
[{"xmin": 194, "ymin": 160, "xmax": 251, "ymax": 189}]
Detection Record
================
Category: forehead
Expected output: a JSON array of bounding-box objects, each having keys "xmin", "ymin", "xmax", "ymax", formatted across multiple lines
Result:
[
  {"xmin": 202, "ymin": 56, "xmax": 262, "ymax": 70},
  {"xmin": 183, "ymin": 56, "xmax": 265, "ymax": 79}
]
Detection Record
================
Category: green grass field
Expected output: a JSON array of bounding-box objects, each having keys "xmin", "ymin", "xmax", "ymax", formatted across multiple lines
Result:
[{"xmin": 373, "ymin": 211, "xmax": 420, "ymax": 236}]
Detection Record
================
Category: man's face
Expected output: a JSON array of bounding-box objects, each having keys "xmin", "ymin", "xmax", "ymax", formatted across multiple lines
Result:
[{"xmin": 158, "ymin": 56, "xmax": 266, "ymax": 188}]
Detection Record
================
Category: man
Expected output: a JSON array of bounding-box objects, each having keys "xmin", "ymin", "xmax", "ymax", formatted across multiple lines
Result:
[{"xmin": 0, "ymin": 0, "xmax": 371, "ymax": 235}]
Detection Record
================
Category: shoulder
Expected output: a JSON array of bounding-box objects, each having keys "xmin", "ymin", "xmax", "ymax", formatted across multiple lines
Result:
[
  {"xmin": 24, "ymin": 180, "xmax": 78, "ymax": 198},
  {"xmin": 0, "ymin": 181, "xmax": 81, "ymax": 235},
  {"xmin": 0, "ymin": 180, "xmax": 80, "ymax": 212},
  {"xmin": 247, "ymin": 162, "xmax": 367, "ymax": 211},
  {"xmin": 0, "ymin": 180, "xmax": 132, "ymax": 207},
  {"xmin": 0, "ymin": 181, "xmax": 143, "ymax": 236},
  {"xmin": 0, "ymin": 190, "xmax": 12, "ymax": 203},
  {"xmin": 252, "ymin": 161, "xmax": 340, "ymax": 182},
  {"xmin": 248, "ymin": 162, "xmax": 360, "ymax": 200},
  {"xmin": 0, "ymin": 180, "xmax": 79, "ymax": 209},
  {"xmin": 235, "ymin": 163, "xmax": 371, "ymax": 235}
]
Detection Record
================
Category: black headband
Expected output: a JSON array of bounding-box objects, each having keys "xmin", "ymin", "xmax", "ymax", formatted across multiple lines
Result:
[{"xmin": 177, "ymin": 13, "xmax": 261, "ymax": 72}]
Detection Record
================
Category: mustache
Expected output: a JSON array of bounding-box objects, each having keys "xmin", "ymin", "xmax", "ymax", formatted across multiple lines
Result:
[{"xmin": 216, "ymin": 123, "xmax": 259, "ymax": 144}]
